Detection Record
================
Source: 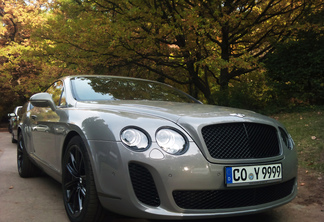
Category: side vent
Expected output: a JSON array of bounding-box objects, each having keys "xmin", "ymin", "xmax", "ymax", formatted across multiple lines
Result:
[{"xmin": 129, "ymin": 163, "xmax": 160, "ymax": 207}]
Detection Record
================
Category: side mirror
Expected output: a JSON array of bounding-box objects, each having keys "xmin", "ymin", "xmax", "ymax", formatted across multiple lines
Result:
[
  {"xmin": 15, "ymin": 106, "xmax": 23, "ymax": 116},
  {"xmin": 30, "ymin": 93, "xmax": 56, "ymax": 111},
  {"xmin": 8, "ymin": 113, "xmax": 16, "ymax": 117}
]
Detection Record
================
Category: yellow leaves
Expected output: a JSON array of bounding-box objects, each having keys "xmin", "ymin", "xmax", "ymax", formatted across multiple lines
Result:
[
  {"xmin": 0, "ymin": 25, "xmax": 7, "ymax": 36},
  {"xmin": 0, "ymin": 0, "xmax": 46, "ymax": 48},
  {"xmin": 285, "ymin": 81, "xmax": 292, "ymax": 85}
]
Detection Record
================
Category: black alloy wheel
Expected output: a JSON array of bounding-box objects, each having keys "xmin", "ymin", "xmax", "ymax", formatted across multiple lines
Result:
[
  {"xmin": 17, "ymin": 133, "xmax": 39, "ymax": 177},
  {"xmin": 64, "ymin": 143, "xmax": 86, "ymax": 217},
  {"xmin": 62, "ymin": 136, "xmax": 106, "ymax": 222}
]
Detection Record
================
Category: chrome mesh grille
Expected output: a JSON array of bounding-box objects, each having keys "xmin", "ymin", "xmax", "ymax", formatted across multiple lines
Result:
[{"xmin": 202, "ymin": 123, "xmax": 280, "ymax": 159}]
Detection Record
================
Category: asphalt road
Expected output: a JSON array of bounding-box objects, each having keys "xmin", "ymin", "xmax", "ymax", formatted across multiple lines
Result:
[{"xmin": 0, "ymin": 131, "xmax": 322, "ymax": 222}]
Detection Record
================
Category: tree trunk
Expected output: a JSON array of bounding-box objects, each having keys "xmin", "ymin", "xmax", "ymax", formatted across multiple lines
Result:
[
  {"xmin": 218, "ymin": 22, "xmax": 231, "ymax": 106},
  {"xmin": 186, "ymin": 60, "xmax": 214, "ymax": 104},
  {"xmin": 218, "ymin": 68, "xmax": 230, "ymax": 106}
]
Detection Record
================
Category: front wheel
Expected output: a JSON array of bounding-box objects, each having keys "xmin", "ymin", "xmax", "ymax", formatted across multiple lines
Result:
[{"xmin": 62, "ymin": 136, "xmax": 107, "ymax": 222}]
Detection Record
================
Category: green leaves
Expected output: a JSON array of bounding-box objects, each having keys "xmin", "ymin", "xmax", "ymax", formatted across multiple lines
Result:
[
  {"xmin": 265, "ymin": 35, "xmax": 324, "ymax": 105},
  {"xmin": 1, "ymin": 0, "xmax": 322, "ymax": 120}
]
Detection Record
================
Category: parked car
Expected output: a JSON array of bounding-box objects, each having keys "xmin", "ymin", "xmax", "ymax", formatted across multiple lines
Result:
[
  {"xmin": 8, "ymin": 106, "xmax": 22, "ymax": 143},
  {"xmin": 17, "ymin": 75, "xmax": 297, "ymax": 222}
]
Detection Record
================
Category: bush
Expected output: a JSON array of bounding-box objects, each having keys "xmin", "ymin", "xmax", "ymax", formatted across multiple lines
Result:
[{"xmin": 265, "ymin": 35, "xmax": 324, "ymax": 106}]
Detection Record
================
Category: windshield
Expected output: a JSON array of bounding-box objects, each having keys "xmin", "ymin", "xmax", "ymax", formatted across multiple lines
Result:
[{"xmin": 70, "ymin": 76, "xmax": 199, "ymax": 103}]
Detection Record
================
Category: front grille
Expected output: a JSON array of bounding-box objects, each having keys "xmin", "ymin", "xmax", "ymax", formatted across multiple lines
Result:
[
  {"xmin": 173, "ymin": 178, "xmax": 295, "ymax": 209},
  {"xmin": 202, "ymin": 123, "xmax": 280, "ymax": 159},
  {"xmin": 129, "ymin": 163, "xmax": 160, "ymax": 207}
]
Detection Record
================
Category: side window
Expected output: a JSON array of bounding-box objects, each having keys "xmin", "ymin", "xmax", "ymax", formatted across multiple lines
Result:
[
  {"xmin": 46, "ymin": 81, "xmax": 66, "ymax": 107},
  {"xmin": 27, "ymin": 102, "xmax": 34, "ymax": 111}
]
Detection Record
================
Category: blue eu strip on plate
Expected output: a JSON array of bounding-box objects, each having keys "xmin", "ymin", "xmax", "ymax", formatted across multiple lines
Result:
[{"xmin": 226, "ymin": 167, "xmax": 233, "ymax": 184}]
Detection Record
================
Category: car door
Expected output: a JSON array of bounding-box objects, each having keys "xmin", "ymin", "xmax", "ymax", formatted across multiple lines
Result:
[{"xmin": 30, "ymin": 81, "xmax": 66, "ymax": 171}]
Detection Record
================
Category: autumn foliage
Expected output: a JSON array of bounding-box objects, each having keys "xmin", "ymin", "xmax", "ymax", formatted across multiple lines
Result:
[{"xmin": 0, "ymin": 0, "xmax": 323, "ymax": 120}]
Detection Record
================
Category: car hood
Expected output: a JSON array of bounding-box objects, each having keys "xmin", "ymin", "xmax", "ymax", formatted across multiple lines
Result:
[{"xmin": 76, "ymin": 100, "xmax": 278, "ymax": 127}]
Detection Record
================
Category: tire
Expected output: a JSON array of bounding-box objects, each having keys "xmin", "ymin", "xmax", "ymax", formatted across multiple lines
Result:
[
  {"xmin": 17, "ymin": 133, "xmax": 40, "ymax": 177},
  {"xmin": 12, "ymin": 133, "xmax": 17, "ymax": 143},
  {"xmin": 62, "ymin": 136, "xmax": 107, "ymax": 222}
]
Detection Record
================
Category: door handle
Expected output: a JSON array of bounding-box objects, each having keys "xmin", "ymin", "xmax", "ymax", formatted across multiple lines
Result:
[{"xmin": 32, "ymin": 125, "xmax": 50, "ymax": 132}]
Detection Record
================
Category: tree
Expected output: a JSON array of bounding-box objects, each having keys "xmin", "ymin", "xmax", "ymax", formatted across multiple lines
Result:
[
  {"xmin": 0, "ymin": 0, "xmax": 52, "ymax": 120},
  {"xmin": 33, "ymin": 0, "xmax": 322, "ymax": 104},
  {"xmin": 265, "ymin": 7, "xmax": 324, "ymax": 106}
]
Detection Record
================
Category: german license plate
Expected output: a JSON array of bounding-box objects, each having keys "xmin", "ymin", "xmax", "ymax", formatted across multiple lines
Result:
[{"xmin": 225, "ymin": 164, "xmax": 282, "ymax": 187}]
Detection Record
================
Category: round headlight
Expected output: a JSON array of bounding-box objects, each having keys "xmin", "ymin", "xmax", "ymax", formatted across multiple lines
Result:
[
  {"xmin": 121, "ymin": 128, "xmax": 150, "ymax": 151},
  {"xmin": 156, "ymin": 128, "xmax": 188, "ymax": 155}
]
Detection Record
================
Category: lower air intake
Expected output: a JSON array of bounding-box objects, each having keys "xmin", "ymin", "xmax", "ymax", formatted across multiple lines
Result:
[
  {"xmin": 173, "ymin": 179, "xmax": 295, "ymax": 209},
  {"xmin": 129, "ymin": 163, "xmax": 160, "ymax": 207}
]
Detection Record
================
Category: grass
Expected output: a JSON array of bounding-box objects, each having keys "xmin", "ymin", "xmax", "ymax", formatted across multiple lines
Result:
[{"xmin": 272, "ymin": 106, "xmax": 324, "ymax": 173}]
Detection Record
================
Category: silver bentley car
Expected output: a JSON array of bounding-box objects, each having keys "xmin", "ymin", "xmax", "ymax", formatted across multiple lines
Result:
[{"xmin": 17, "ymin": 75, "xmax": 297, "ymax": 222}]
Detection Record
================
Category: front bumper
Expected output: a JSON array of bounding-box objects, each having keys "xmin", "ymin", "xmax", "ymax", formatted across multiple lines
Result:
[{"xmin": 88, "ymin": 140, "xmax": 298, "ymax": 219}]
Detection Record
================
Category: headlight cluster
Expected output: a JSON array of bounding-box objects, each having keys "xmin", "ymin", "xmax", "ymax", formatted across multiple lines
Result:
[
  {"xmin": 279, "ymin": 127, "xmax": 295, "ymax": 150},
  {"xmin": 120, "ymin": 127, "xmax": 188, "ymax": 155},
  {"xmin": 156, "ymin": 129, "xmax": 188, "ymax": 155},
  {"xmin": 121, "ymin": 128, "xmax": 150, "ymax": 151}
]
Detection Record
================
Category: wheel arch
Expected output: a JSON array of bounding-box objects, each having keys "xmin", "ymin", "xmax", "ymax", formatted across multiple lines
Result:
[
  {"xmin": 62, "ymin": 131, "xmax": 82, "ymax": 160},
  {"xmin": 61, "ymin": 130, "xmax": 95, "ymax": 173}
]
